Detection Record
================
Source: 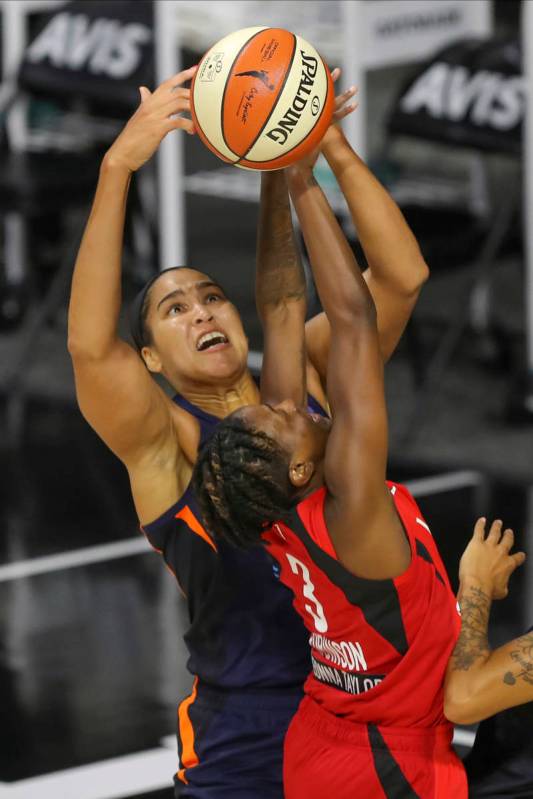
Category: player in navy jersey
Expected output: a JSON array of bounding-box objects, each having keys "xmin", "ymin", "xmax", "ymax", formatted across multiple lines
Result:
[
  {"xmin": 194, "ymin": 152, "xmax": 467, "ymax": 796},
  {"xmin": 443, "ymin": 518, "xmax": 531, "ymax": 797},
  {"xmin": 68, "ymin": 67, "xmax": 429, "ymax": 798}
]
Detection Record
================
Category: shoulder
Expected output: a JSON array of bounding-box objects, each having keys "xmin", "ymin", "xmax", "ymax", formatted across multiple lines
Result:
[{"xmin": 125, "ymin": 402, "xmax": 201, "ymax": 526}]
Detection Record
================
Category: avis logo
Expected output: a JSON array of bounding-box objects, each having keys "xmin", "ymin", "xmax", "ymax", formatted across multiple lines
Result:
[
  {"xmin": 235, "ymin": 70, "xmax": 275, "ymax": 90},
  {"xmin": 26, "ymin": 12, "xmax": 151, "ymax": 78},
  {"xmin": 400, "ymin": 61, "xmax": 525, "ymax": 131}
]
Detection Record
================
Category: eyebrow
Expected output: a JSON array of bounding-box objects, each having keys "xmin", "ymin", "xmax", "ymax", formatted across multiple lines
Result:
[{"xmin": 156, "ymin": 281, "xmax": 222, "ymax": 311}]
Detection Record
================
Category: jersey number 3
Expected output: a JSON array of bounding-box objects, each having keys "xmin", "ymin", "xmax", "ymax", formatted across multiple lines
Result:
[{"xmin": 286, "ymin": 554, "xmax": 328, "ymax": 633}]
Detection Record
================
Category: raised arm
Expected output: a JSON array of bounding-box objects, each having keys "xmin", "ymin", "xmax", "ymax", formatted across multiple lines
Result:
[
  {"xmin": 68, "ymin": 69, "xmax": 196, "ymax": 471},
  {"xmin": 305, "ymin": 124, "xmax": 429, "ymax": 381},
  {"xmin": 444, "ymin": 518, "xmax": 528, "ymax": 724},
  {"xmin": 287, "ymin": 165, "xmax": 410, "ymax": 579},
  {"xmin": 255, "ymin": 171, "xmax": 307, "ymax": 408}
]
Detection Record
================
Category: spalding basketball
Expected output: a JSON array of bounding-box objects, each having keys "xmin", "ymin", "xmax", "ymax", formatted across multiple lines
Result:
[{"xmin": 191, "ymin": 27, "xmax": 334, "ymax": 170}]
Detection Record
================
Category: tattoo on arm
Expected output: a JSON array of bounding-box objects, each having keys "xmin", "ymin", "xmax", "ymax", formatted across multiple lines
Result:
[
  {"xmin": 256, "ymin": 175, "xmax": 306, "ymax": 308},
  {"xmin": 503, "ymin": 632, "xmax": 533, "ymax": 686},
  {"xmin": 452, "ymin": 585, "xmax": 491, "ymax": 671}
]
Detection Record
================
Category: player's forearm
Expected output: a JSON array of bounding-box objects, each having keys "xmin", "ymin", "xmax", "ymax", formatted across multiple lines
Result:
[
  {"xmin": 452, "ymin": 577, "xmax": 492, "ymax": 670},
  {"xmin": 322, "ymin": 128, "xmax": 429, "ymax": 295},
  {"xmin": 68, "ymin": 155, "xmax": 132, "ymax": 359},
  {"xmin": 446, "ymin": 576, "xmax": 533, "ymax": 723},
  {"xmin": 444, "ymin": 577, "xmax": 493, "ymax": 723},
  {"xmin": 255, "ymin": 171, "xmax": 306, "ymax": 323},
  {"xmin": 287, "ymin": 167, "xmax": 375, "ymax": 328}
]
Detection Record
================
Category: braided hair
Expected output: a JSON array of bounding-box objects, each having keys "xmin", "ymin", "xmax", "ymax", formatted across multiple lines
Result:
[{"xmin": 192, "ymin": 412, "xmax": 296, "ymax": 549}]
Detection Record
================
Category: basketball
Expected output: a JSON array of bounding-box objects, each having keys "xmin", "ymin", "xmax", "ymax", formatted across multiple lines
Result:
[{"xmin": 190, "ymin": 27, "xmax": 334, "ymax": 170}]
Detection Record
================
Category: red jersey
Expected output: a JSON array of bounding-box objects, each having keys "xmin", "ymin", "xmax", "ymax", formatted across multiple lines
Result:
[{"xmin": 263, "ymin": 481, "xmax": 461, "ymax": 728}]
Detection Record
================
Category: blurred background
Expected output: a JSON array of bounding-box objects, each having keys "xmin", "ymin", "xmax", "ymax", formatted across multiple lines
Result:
[{"xmin": 0, "ymin": 1, "xmax": 531, "ymax": 797}]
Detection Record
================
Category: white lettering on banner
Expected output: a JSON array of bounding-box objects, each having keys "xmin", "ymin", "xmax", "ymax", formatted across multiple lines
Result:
[
  {"xmin": 26, "ymin": 13, "xmax": 151, "ymax": 79},
  {"xmin": 400, "ymin": 62, "xmax": 526, "ymax": 131},
  {"xmin": 309, "ymin": 632, "xmax": 367, "ymax": 671},
  {"xmin": 286, "ymin": 554, "xmax": 328, "ymax": 633},
  {"xmin": 376, "ymin": 8, "xmax": 461, "ymax": 38},
  {"xmin": 362, "ymin": 0, "xmax": 492, "ymax": 70}
]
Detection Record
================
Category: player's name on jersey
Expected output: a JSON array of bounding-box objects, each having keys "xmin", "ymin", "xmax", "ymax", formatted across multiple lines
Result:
[
  {"xmin": 311, "ymin": 656, "xmax": 384, "ymax": 696},
  {"xmin": 309, "ymin": 632, "xmax": 367, "ymax": 671}
]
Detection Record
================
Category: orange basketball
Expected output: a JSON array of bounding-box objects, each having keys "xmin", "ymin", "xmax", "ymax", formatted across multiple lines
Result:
[{"xmin": 191, "ymin": 27, "xmax": 334, "ymax": 170}]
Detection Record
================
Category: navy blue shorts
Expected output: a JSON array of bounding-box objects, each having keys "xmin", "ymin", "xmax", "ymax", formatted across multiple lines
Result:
[{"xmin": 174, "ymin": 680, "xmax": 303, "ymax": 798}]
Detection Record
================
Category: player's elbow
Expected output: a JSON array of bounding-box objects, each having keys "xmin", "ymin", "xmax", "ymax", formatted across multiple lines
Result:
[
  {"xmin": 68, "ymin": 313, "xmax": 120, "ymax": 361},
  {"xmin": 333, "ymin": 293, "xmax": 377, "ymax": 330},
  {"xmin": 67, "ymin": 330, "xmax": 88, "ymax": 359},
  {"xmin": 68, "ymin": 331, "xmax": 119, "ymax": 363},
  {"xmin": 444, "ymin": 696, "xmax": 476, "ymax": 725},
  {"xmin": 68, "ymin": 333, "xmax": 101, "ymax": 361},
  {"xmin": 395, "ymin": 254, "xmax": 430, "ymax": 298},
  {"xmin": 379, "ymin": 252, "xmax": 430, "ymax": 299},
  {"xmin": 409, "ymin": 255, "xmax": 430, "ymax": 295},
  {"xmin": 443, "ymin": 678, "xmax": 484, "ymax": 725}
]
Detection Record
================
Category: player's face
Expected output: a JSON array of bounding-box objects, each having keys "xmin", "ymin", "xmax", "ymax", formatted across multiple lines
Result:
[
  {"xmin": 142, "ymin": 268, "xmax": 249, "ymax": 386},
  {"xmin": 239, "ymin": 399, "xmax": 331, "ymax": 484}
]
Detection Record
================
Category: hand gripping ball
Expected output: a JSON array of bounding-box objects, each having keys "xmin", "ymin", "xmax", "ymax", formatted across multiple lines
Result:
[{"xmin": 191, "ymin": 27, "xmax": 334, "ymax": 170}]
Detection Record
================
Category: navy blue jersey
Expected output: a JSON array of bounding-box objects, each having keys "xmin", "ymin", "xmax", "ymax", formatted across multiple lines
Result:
[
  {"xmin": 465, "ymin": 627, "xmax": 533, "ymax": 798},
  {"xmin": 142, "ymin": 391, "xmax": 328, "ymax": 690}
]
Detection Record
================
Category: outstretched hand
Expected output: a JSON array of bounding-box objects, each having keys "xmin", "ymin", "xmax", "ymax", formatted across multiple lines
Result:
[
  {"xmin": 459, "ymin": 518, "xmax": 526, "ymax": 600},
  {"xmin": 288, "ymin": 67, "xmax": 357, "ymax": 173},
  {"xmin": 105, "ymin": 66, "xmax": 197, "ymax": 173},
  {"xmin": 330, "ymin": 67, "xmax": 358, "ymax": 123}
]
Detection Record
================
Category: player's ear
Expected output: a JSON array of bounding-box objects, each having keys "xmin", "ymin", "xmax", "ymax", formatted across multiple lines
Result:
[
  {"xmin": 142, "ymin": 345, "xmax": 163, "ymax": 374},
  {"xmin": 289, "ymin": 459, "xmax": 314, "ymax": 488}
]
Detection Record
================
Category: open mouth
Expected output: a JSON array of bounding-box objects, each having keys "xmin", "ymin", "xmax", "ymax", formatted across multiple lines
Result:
[{"xmin": 196, "ymin": 331, "xmax": 229, "ymax": 352}]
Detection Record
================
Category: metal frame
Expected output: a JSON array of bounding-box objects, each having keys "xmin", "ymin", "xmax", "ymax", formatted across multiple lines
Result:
[{"xmin": 523, "ymin": 0, "xmax": 533, "ymax": 379}]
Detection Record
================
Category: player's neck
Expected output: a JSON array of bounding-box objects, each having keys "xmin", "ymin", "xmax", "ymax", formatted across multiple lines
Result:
[{"xmin": 179, "ymin": 369, "xmax": 260, "ymax": 418}]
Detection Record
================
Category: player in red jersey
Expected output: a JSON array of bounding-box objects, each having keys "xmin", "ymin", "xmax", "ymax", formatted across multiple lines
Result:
[{"xmin": 193, "ymin": 147, "xmax": 467, "ymax": 797}]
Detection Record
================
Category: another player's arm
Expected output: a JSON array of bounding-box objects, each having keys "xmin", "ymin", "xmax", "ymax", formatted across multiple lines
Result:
[
  {"xmin": 255, "ymin": 171, "xmax": 307, "ymax": 408},
  {"xmin": 304, "ymin": 124, "xmax": 429, "ymax": 380},
  {"xmin": 68, "ymin": 69, "xmax": 197, "ymax": 472},
  {"xmin": 288, "ymin": 165, "xmax": 410, "ymax": 579},
  {"xmin": 444, "ymin": 519, "xmax": 528, "ymax": 724}
]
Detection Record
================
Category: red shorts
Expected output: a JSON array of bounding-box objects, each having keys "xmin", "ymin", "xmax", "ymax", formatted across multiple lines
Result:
[{"xmin": 283, "ymin": 696, "xmax": 467, "ymax": 799}]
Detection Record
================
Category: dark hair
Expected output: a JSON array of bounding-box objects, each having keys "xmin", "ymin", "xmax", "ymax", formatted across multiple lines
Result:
[
  {"xmin": 128, "ymin": 265, "xmax": 221, "ymax": 352},
  {"xmin": 192, "ymin": 413, "xmax": 295, "ymax": 549}
]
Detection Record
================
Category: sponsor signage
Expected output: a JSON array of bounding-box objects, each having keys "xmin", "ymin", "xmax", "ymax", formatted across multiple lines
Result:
[
  {"xmin": 362, "ymin": 0, "xmax": 491, "ymax": 69},
  {"xmin": 19, "ymin": 1, "xmax": 153, "ymax": 110},
  {"xmin": 389, "ymin": 37, "xmax": 523, "ymax": 155}
]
